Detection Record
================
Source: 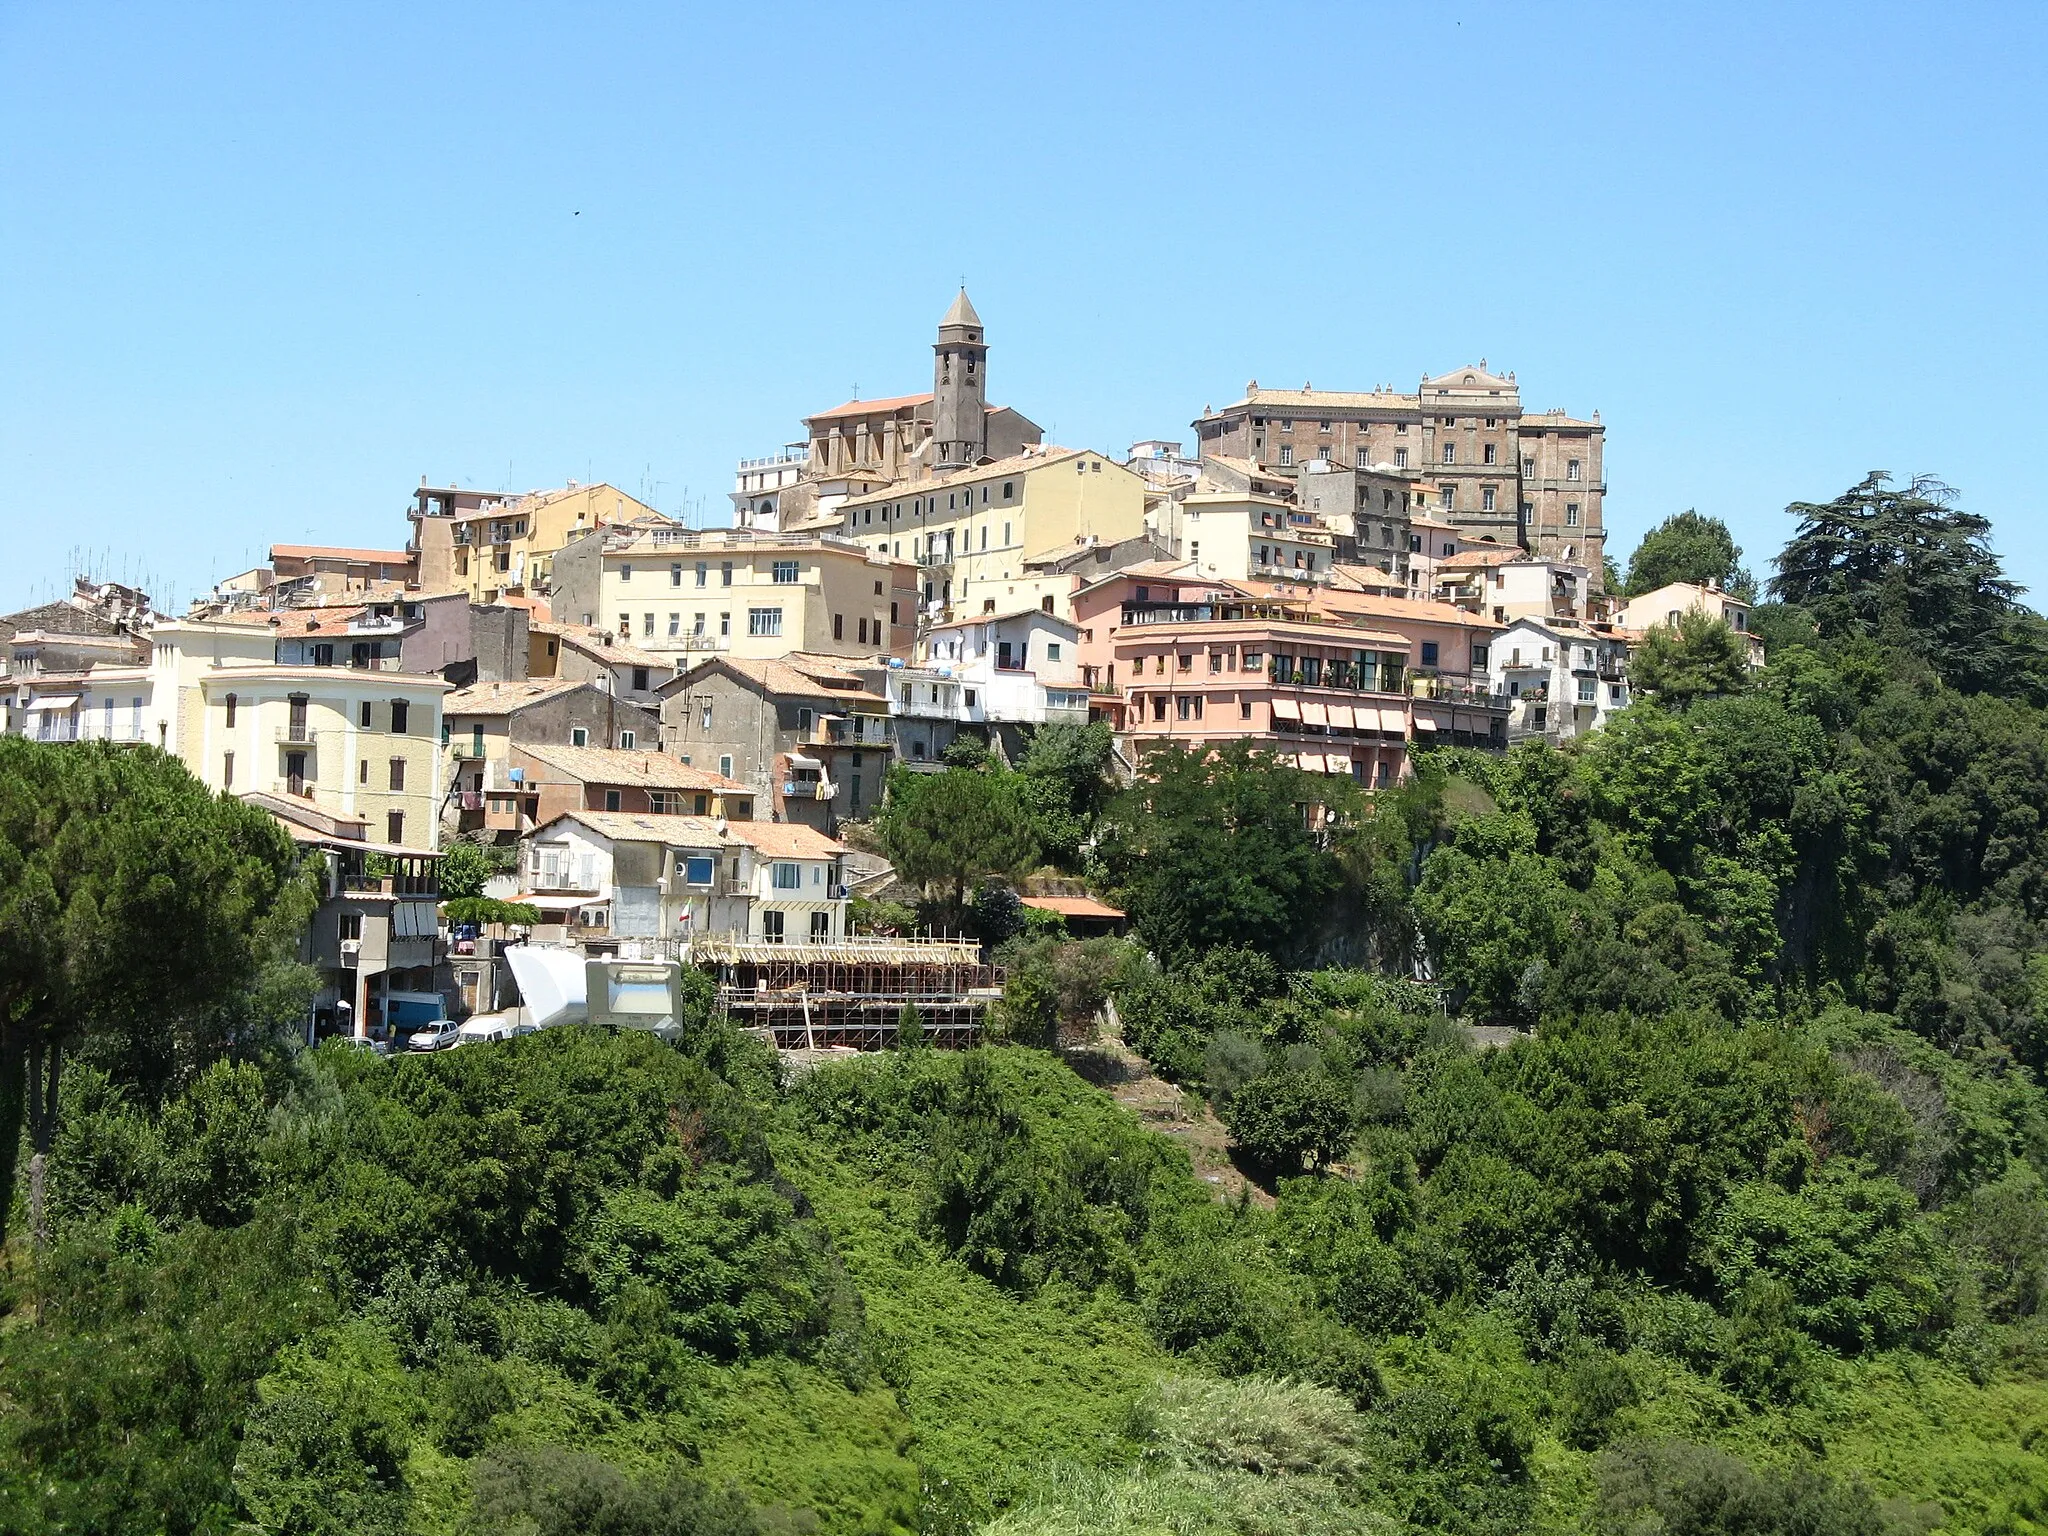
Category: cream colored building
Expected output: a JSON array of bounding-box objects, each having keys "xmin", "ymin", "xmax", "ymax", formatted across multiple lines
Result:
[
  {"xmin": 1615, "ymin": 579, "xmax": 1765, "ymax": 667},
  {"xmin": 440, "ymin": 482, "xmax": 666, "ymax": 604},
  {"xmin": 550, "ymin": 526, "xmax": 920, "ymax": 662},
  {"xmin": 1178, "ymin": 493, "xmax": 1339, "ymax": 586},
  {"xmin": 144, "ymin": 620, "xmax": 450, "ymax": 848},
  {"xmin": 835, "ymin": 446, "xmax": 1148, "ymax": 620}
]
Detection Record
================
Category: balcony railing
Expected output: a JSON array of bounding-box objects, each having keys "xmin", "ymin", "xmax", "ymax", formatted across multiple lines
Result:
[
  {"xmin": 782, "ymin": 779, "xmax": 838, "ymax": 800},
  {"xmin": 1409, "ymin": 673, "xmax": 1511, "ymax": 707},
  {"xmin": 274, "ymin": 722, "xmax": 314, "ymax": 744}
]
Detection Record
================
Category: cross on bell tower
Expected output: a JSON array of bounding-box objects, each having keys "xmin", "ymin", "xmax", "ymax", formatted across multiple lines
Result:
[{"xmin": 932, "ymin": 288, "xmax": 988, "ymax": 471}]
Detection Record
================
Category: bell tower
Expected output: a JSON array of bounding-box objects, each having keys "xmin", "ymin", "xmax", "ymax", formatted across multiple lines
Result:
[{"xmin": 932, "ymin": 288, "xmax": 987, "ymax": 470}]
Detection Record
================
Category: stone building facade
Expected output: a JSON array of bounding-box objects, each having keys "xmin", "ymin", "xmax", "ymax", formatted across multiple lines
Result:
[{"xmin": 1190, "ymin": 366, "xmax": 1607, "ymax": 585}]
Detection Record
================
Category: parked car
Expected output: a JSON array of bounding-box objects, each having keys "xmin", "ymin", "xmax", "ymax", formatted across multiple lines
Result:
[
  {"xmin": 334, "ymin": 1034, "xmax": 392, "ymax": 1057},
  {"xmin": 454, "ymin": 1019, "xmax": 511, "ymax": 1048},
  {"xmin": 406, "ymin": 1019, "xmax": 461, "ymax": 1052}
]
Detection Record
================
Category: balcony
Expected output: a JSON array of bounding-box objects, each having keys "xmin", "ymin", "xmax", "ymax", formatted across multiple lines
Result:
[
  {"xmin": 781, "ymin": 778, "xmax": 838, "ymax": 800},
  {"xmin": 1409, "ymin": 673, "xmax": 1511, "ymax": 707},
  {"xmin": 735, "ymin": 447, "xmax": 809, "ymax": 471},
  {"xmin": 807, "ymin": 716, "xmax": 893, "ymax": 747},
  {"xmin": 274, "ymin": 722, "xmax": 314, "ymax": 744}
]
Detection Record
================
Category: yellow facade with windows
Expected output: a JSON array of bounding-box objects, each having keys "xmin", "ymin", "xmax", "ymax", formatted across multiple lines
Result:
[
  {"xmin": 579, "ymin": 532, "xmax": 918, "ymax": 661},
  {"xmin": 835, "ymin": 448, "xmax": 1147, "ymax": 618},
  {"xmin": 146, "ymin": 621, "xmax": 449, "ymax": 847},
  {"xmin": 448, "ymin": 483, "xmax": 664, "ymax": 604}
]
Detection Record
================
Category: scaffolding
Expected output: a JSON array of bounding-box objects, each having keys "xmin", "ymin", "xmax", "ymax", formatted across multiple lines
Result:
[{"xmin": 686, "ymin": 934, "xmax": 1000, "ymax": 1050}]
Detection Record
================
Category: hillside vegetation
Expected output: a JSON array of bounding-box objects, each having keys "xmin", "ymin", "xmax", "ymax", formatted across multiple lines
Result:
[{"xmin": 3, "ymin": 476, "xmax": 2048, "ymax": 1532}]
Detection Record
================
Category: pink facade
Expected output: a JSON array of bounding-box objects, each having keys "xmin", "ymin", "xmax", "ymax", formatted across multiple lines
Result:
[{"xmin": 1113, "ymin": 617, "xmax": 1419, "ymax": 786}]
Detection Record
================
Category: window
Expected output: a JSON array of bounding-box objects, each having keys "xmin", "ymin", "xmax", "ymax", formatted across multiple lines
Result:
[
  {"xmin": 1002, "ymin": 521, "xmax": 1011, "ymax": 545},
  {"xmin": 360, "ymin": 759, "xmax": 370, "ymax": 784},
  {"xmin": 222, "ymin": 750, "xmax": 234, "ymax": 787},
  {"xmin": 1280, "ymin": 418, "xmax": 1293, "ymax": 432},
  {"xmin": 224, "ymin": 693, "xmax": 237, "ymax": 727},
  {"xmin": 389, "ymin": 758, "xmax": 405, "ymax": 791},
  {"xmin": 1356, "ymin": 447, "xmax": 1370, "ymax": 468},
  {"xmin": 762, "ymin": 910, "xmax": 785, "ymax": 943},
  {"xmin": 719, "ymin": 754, "xmax": 733, "ymax": 777},
  {"xmin": 1394, "ymin": 448, "xmax": 1408, "ymax": 469},
  {"xmin": 617, "ymin": 613, "xmax": 630, "ymax": 635},
  {"xmin": 1421, "ymin": 641, "xmax": 1440, "ymax": 667},
  {"xmin": 1440, "ymin": 485, "xmax": 1455, "ymax": 510},
  {"xmin": 857, "ymin": 617, "xmax": 869, "ymax": 644},
  {"xmin": 1474, "ymin": 644, "xmax": 1490, "ymax": 668},
  {"xmin": 605, "ymin": 788, "xmax": 622, "ymax": 811},
  {"xmin": 618, "ymin": 729, "xmax": 636, "ymax": 749},
  {"xmin": 643, "ymin": 613, "xmax": 654, "ymax": 637},
  {"xmin": 720, "ymin": 613, "xmax": 730, "ymax": 636},
  {"xmin": 721, "ymin": 562, "xmax": 733, "ymax": 586},
  {"xmin": 699, "ymin": 703, "xmax": 713, "ymax": 730},
  {"xmin": 1151, "ymin": 696, "xmax": 1167, "ymax": 721},
  {"xmin": 339, "ymin": 912, "xmax": 362, "ymax": 942},
  {"xmin": 648, "ymin": 791, "xmax": 673, "ymax": 814},
  {"xmin": 668, "ymin": 614, "xmax": 680, "ymax": 636},
  {"xmin": 390, "ymin": 699, "xmax": 409, "ymax": 734},
  {"xmin": 1047, "ymin": 642, "xmax": 1062, "ymax": 661},
  {"xmin": 1482, "ymin": 487, "xmax": 1496, "ymax": 512},
  {"xmin": 1442, "ymin": 443, "xmax": 1456, "ymax": 465},
  {"xmin": 1578, "ymin": 678, "xmax": 1596, "ymax": 703},
  {"xmin": 312, "ymin": 643, "xmax": 333, "ymax": 666},
  {"xmin": 1278, "ymin": 445, "xmax": 1293, "ymax": 467},
  {"xmin": 1002, "ymin": 481, "xmax": 1014, "ymax": 498},
  {"xmin": 620, "ymin": 563, "xmax": 632, "ymax": 583},
  {"xmin": 1565, "ymin": 503, "xmax": 1581, "ymax": 526},
  {"xmin": 810, "ymin": 910, "xmax": 831, "ymax": 941},
  {"xmin": 1522, "ymin": 456, "xmax": 1535, "ymax": 476},
  {"xmin": 571, "ymin": 726, "xmax": 589, "ymax": 746},
  {"xmin": 1243, "ymin": 651, "xmax": 1264, "ymax": 672},
  {"xmin": 470, "ymin": 723, "xmax": 485, "ymax": 757},
  {"xmin": 1239, "ymin": 699, "xmax": 1253, "ymax": 720},
  {"xmin": 695, "ymin": 561, "xmax": 708, "ymax": 587},
  {"xmin": 772, "ymin": 560, "xmax": 799, "ymax": 583},
  {"xmin": 964, "ymin": 688, "xmax": 977, "ymax": 706},
  {"xmin": 833, "ymin": 613, "xmax": 844, "ymax": 640},
  {"xmin": 772, "ymin": 862, "xmax": 802, "ymax": 890},
  {"xmin": 693, "ymin": 613, "xmax": 705, "ymax": 636},
  {"xmin": 359, "ymin": 700, "xmax": 373, "ymax": 728},
  {"xmin": 386, "ymin": 811, "xmax": 404, "ymax": 845},
  {"xmin": 1567, "ymin": 459, "xmax": 1582, "ymax": 481},
  {"xmin": 748, "ymin": 607, "xmax": 781, "ymax": 636},
  {"xmin": 671, "ymin": 563, "xmax": 682, "ymax": 586},
  {"xmin": 1483, "ymin": 443, "xmax": 1497, "ymax": 464},
  {"xmin": 1209, "ymin": 652, "xmax": 1223, "ymax": 674},
  {"xmin": 797, "ymin": 706, "xmax": 813, "ymax": 733}
]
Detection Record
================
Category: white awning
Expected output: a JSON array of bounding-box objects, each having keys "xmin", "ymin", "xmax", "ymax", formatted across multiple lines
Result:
[
  {"xmin": 1325, "ymin": 703, "xmax": 1356, "ymax": 730},
  {"xmin": 1379, "ymin": 706, "xmax": 1410, "ymax": 735},
  {"xmin": 786, "ymin": 752, "xmax": 823, "ymax": 770},
  {"xmin": 24, "ymin": 697, "xmax": 78, "ymax": 712},
  {"xmin": 1271, "ymin": 697, "xmax": 1301, "ymax": 723},
  {"xmin": 1296, "ymin": 751, "xmax": 1326, "ymax": 772},
  {"xmin": 1412, "ymin": 715, "xmax": 1439, "ymax": 732},
  {"xmin": 1300, "ymin": 701, "xmax": 1330, "ymax": 728}
]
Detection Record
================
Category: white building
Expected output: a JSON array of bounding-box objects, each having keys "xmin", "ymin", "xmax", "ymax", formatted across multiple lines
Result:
[
  {"xmin": 732, "ymin": 444, "xmax": 812, "ymax": 529},
  {"xmin": 520, "ymin": 809, "xmax": 849, "ymax": 954},
  {"xmin": 1177, "ymin": 493, "xmax": 1338, "ymax": 585},
  {"xmin": 917, "ymin": 608, "xmax": 1089, "ymax": 724},
  {"xmin": 1486, "ymin": 616, "xmax": 1632, "ymax": 743},
  {"xmin": 1435, "ymin": 548, "xmax": 1593, "ymax": 624}
]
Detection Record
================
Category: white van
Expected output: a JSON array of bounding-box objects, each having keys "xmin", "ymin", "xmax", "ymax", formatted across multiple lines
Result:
[{"xmin": 454, "ymin": 1018, "xmax": 512, "ymax": 1048}]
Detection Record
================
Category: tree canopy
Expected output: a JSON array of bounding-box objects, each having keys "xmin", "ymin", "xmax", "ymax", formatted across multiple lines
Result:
[
  {"xmin": 1624, "ymin": 510, "xmax": 1754, "ymax": 598},
  {"xmin": 1627, "ymin": 609, "xmax": 1753, "ymax": 705},
  {"xmin": 874, "ymin": 764, "xmax": 1039, "ymax": 915}
]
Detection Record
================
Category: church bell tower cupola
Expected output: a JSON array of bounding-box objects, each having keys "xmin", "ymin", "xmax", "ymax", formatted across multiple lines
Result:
[{"xmin": 933, "ymin": 288, "xmax": 988, "ymax": 471}]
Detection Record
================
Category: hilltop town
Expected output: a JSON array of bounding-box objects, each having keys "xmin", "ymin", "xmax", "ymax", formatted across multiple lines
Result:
[{"xmin": 0, "ymin": 293, "xmax": 1760, "ymax": 1049}]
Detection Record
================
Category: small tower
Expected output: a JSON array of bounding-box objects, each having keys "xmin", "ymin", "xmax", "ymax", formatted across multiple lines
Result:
[{"xmin": 932, "ymin": 288, "xmax": 988, "ymax": 470}]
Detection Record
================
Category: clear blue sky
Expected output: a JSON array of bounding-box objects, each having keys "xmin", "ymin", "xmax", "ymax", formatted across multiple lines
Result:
[{"xmin": 3, "ymin": 2, "xmax": 2044, "ymax": 613}]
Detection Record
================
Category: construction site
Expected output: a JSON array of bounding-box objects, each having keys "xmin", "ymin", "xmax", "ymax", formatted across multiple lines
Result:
[{"xmin": 685, "ymin": 934, "xmax": 1002, "ymax": 1050}]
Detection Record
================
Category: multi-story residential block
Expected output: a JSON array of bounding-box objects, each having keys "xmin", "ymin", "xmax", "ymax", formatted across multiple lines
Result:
[
  {"xmin": 142, "ymin": 618, "xmax": 450, "ymax": 847},
  {"xmin": 3, "ymin": 593, "xmax": 154, "ymax": 740},
  {"xmin": 441, "ymin": 678, "xmax": 662, "ymax": 842},
  {"xmin": 730, "ymin": 291, "xmax": 1043, "ymax": 531},
  {"xmin": 1433, "ymin": 548, "xmax": 1594, "ymax": 624},
  {"xmin": 409, "ymin": 480, "xmax": 665, "ymax": 605},
  {"xmin": 658, "ymin": 654, "xmax": 895, "ymax": 827},
  {"xmin": 835, "ymin": 446, "xmax": 1149, "ymax": 620},
  {"xmin": 1488, "ymin": 617, "xmax": 1633, "ymax": 742},
  {"xmin": 1191, "ymin": 368, "xmax": 1607, "ymax": 583},
  {"xmin": 524, "ymin": 622, "xmax": 674, "ymax": 711},
  {"xmin": 1178, "ymin": 492, "xmax": 1339, "ymax": 585},
  {"xmin": 521, "ymin": 810, "xmax": 849, "ymax": 953},
  {"xmin": 1614, "ymin": 580, "xmax": 1765, "ymax": 666},
  {"xmin": 511, "ymin": 741, "xmax": 756, "ymax": 825},
  {"xmin": 880, "ymin": 607, "xmax": 1090, "ymax": 762},
  {"xmin": 251, "ymin": 792, "xmax": 444, "ymax": 1042},
  {"xmin": 548, "ymin": 526, "xmax": 919, "ymax": 663}
]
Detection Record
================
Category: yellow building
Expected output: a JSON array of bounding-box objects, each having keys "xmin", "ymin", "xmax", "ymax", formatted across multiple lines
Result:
[
  {"xmin": 444, "ymin": 482, "xmax": 665, "ymax": 604},
  {"xmin": 834, "ymin": 446, "xmax": 1148, "ymax": 620},
  {"xmin": 549, "ymin": 526, "xmax": 920, "ymax": 662},
  {"xmin": 145, "ymin": 620, "xmax": 450, "ymax": 848}
]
